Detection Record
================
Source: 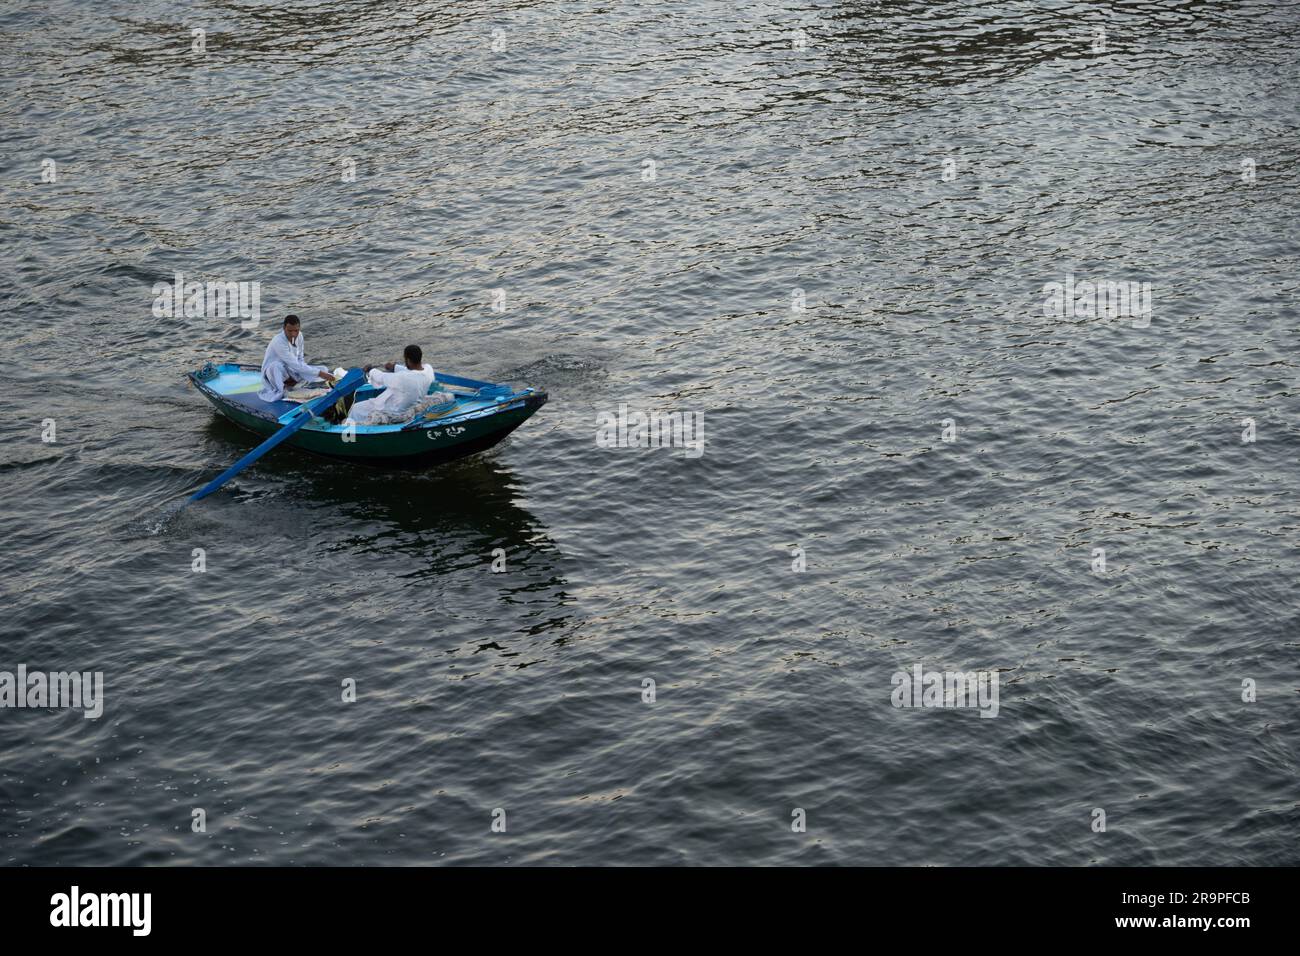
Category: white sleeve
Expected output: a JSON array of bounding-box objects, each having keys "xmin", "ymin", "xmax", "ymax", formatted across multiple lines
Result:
[{"xmin": 273, "ymin": 337, "xmax": 323, "ymax": 382}]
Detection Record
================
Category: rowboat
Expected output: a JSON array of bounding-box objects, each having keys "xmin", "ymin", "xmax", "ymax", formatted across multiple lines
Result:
[{"xmin": 188, "ymin": 362, "xmax": 547, "ymax": 467}]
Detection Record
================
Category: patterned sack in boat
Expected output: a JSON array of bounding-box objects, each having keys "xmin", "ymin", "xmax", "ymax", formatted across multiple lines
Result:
[{"xmin": 365, "ymin": 391, "xmax": 458, "ymax": 425}]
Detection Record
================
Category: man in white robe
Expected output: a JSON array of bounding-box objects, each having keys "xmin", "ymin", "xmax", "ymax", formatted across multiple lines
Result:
[
  {"xmin": 258, "ymin": 314, "xmax": 335, "ymax": 402},
  {"xmin": 346, "ymin": 345, "xmax": 437, "ymax": 425}
]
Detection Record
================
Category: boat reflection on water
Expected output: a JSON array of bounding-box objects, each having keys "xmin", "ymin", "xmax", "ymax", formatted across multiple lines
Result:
[{"xmin": 198, "ymin": 415, "xmax": 576, "ymax": 668}]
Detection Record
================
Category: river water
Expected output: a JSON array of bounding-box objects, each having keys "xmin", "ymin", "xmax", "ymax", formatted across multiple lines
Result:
[{"xmin": 1, "ymin": 0, "xmax": 1296, "ymax": 865}]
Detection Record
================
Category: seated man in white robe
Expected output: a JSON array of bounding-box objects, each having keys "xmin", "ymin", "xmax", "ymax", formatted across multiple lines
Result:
[
  {"xmin": 258, "ymin": 314, "xmax": 335, "ymax": 402},
  {"xmin": 345, "ymin": 344, "xmax": 437, "ymax": 426}
]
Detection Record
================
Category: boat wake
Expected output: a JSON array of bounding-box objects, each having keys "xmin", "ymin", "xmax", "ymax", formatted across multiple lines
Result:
[{"xmin": 501, "ymin": 354, "xmax": 606, "ymax": 389}]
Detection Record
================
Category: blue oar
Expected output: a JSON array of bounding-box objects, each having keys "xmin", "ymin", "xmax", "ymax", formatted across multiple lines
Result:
[{"xmin": 188, "ymin": 368, "xmax": 366, "ymax": 503}]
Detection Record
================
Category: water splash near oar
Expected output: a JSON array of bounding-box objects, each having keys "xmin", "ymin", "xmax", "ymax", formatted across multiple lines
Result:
[{"xmin": 186, "ymin": 368, "xmax": 366, "ymax": 504}]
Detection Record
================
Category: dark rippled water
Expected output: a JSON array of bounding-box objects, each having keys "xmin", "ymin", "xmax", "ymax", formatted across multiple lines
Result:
[{"xmin": 1, "ymin": 0, "xmax": 1297, "ymax": 866}]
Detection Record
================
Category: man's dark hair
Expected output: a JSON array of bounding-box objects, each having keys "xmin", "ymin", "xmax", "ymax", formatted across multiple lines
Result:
[
  {"xmin": 404, "ymin": 344, "xmax": 422, "ymax": 366},
  {"xmin": 283, "ymin": 314, "xmax": 300, "ymax": 327}
]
